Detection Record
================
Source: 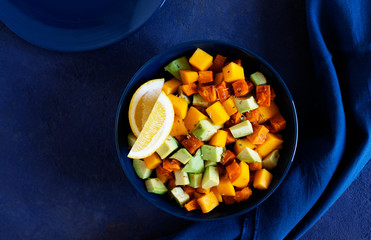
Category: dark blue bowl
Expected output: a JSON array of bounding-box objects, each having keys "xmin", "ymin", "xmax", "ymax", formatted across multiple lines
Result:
[
  {"xmin": 115, "ymin": 40, "xmax": 298, "ymax": 221},
  {"xmin": 0, "ymin": 0, "xmax": 166, "ymax": 52}
]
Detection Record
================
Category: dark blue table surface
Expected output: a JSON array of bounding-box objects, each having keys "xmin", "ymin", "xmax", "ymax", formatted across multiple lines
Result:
[{"xmin": 0, "ymin": 0, "xmax": 369, "ymax": 239}]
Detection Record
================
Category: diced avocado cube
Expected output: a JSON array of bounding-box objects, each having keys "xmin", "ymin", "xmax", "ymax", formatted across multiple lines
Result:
[
  {"xmin": 133, "ymin": 159, "xmax": 153, "ymax": 179},
  {"xmin": 250, "ymin": 72, "xmax": 267, "ymax": 86},
  {"xmin": 170, "ymin": 187, "xmax": 190, "ymax": 206},
  {"xmin": 189, "ymin": 173, "xmax": 203, "ymax": 188},
  {"xmin": 204, "ymin": 160, "xmax": 217, "ymax": 168},
  {"xmin": 234, "ymin": 96, "xmax": 259, "ymax": 113},
  {"xmin": 201, "ymin": 166, "xmax": 219, "ymax": 189},
  {"xmin": 193, "ymin": 94, "xmax": 209, "ymax": 107},
  {"xmin": 178, "ymin": 86, "xmax": 191, "ymax": 104},
  {"xmin": 174, "ymin": 170, "xmax": 190, "ymax": 185},
  {"xmin": 127, "ymin": 132, "xmax": 137, "ymax": 148},
  {"xmin": 229, "ymin": 120, "xmax": 253, "ymax": 138},
  {"xmin": 164, "ymin": 56, "xmax": 191, "ymax": 80},
  {"xmin": 237, "ymin": 147, "xmax": 262, "ymax": 163},
  {"xmin": 182, "ymin": 149, "xmax": 204, "ymax": 173},
  {"xmin": 145, "ymin": 178, "xmax": 168, "ymax": 194},
  {"xmin": 192, "ymin": 120, "xmax": 217, "ymax": 141},
  {"xmin": 156, "ymin": 136, "xmax": 178, "ymax": 159},
  {"xmin": 262, "ymin": 149, "xmax": 280, "ymax": 170},
  {"xmin": 201, "ymin": 145, "xmax": 223, "ymax": 162},
  {"xmin": 170, "ymin": 148, "xmax": 193, "ymax": 164}
]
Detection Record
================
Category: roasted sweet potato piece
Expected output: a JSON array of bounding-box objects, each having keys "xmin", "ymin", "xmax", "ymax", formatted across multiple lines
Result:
[
  {"xmin": 245, "ymin": 108, "xmax": 260, "ymax": 123},
  {"xmin": 246, "ymin": 124, "xmax": 269, "ymax": 144},
  {"xmin": 225, "ymin": 129, "xmax": 237, "ymax": 145},
  {"xmin": 223, "ymin": 196, "xmax": 236, "ymax": 205},
  {"xmin": 226, "ymin": 160, "xmax": 241, "ymax": 182},
  {"xmin": 181, "ymin": 134, "xmax": 204, "ymax": 154},
  {"xmin": 209, "ymin": 54, "xmax": 227, "ymax": 73},
  {"xmin": 234, "ymin": 187, "xmax": 252, "ymax": 203},
  {"xmin": 185, "ymin": 198, "xmax": 200, "ymax": 211},
  {"xmin": 198, "ymin": 85, "xmax": 217, "ymax": 102},
  {"xmin": 162, "ymin": 159, "xmax": 181, "ymax": 172},
  {"xmin": 221, "ymin": 150, "xmax": 236, "ymax": 165},
  {"xmin": 248, "ymin": 162, "xmax": 262, "ymax": 171},
  {"xmin": 215, "ymin": 81, "xmax": 231, "ymax": 102},
  {"xmin": 181, "ymin": 82, "xmax": 198, "ymax": 96},
  {"xmin": 182, "ymin": 186, "xmax": 196, "ymax": 198},
  {"xmin": 232, "ymin": 59, "xmax": 242, "ymax": 66},
  {"xmin": 156, "ymin": 165, "xmax": 174, "ymax": 184},
  {"xmin": 232, "ymin": 79, "xmax": 250, "ymax": 97},
  {"xmin": 225, "ymin": 111, "xmax": 243, "ymax": 127},
  {"xmin": 269, "ymin": 113, "xmax": 286, "ymax": 133},
  {"xmin": 198, "ymin": 71, "xmax": 213, "ymax": 84},
  {"xmin": 256, "ymin": 85, "xmax": 271, "ymax": 107}
]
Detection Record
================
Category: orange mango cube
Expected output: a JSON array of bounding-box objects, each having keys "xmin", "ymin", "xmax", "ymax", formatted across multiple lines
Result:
[
  {"xmin": 162, "ymin": 78, "xmax": 182, "ymax": 95},
  {"xmin": 189, "ymin": 48, "xmax": 213, "ymax": 71},
  {"xmin": 170, "ymin": 116, "xmax": 188, "ymax": 136},
  {"xmin": 168, "ymin": 94, "xmax": 188, "ymax": 119},
  {"xmin": 256, "ymin": 133, "xmax": 284, "ymax": 157},
  {"xmin": 253, "ymin": 169, "xmax": 273, "ymax": 190},
  {"xmin": 222, "ymin": 62, "xmax": 245, "ymax": 83},
  {"xmin": 184, "ymin": 106, "xmax": 208, "ymax": 132},
  {"xmin": 179, "ymin": 70, "xmax": 199, "ymax": 84},
  {"xmin": 209, "ymin": 130, "xmax": 228, "ymax": 147},
  {"xmin": 222, "ymin": 96, "xmax": 238, "ymax": 116},
  {"xmin": 206, "ymin": 101, "xmax": 230, "ymax": 125},
  {"xmin": 197, "ymin": 191, "xmax": 219, "ymax": 213},
  {"xmin": 143, "ymin": 153, "xmax": 162, "ymax": 169}
]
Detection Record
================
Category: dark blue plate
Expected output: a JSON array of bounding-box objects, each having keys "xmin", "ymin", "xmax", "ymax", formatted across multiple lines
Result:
[
  {"xmin": 0, "ymin": 0, "xmax": 166, "ymax": 52},
  {"xmin": 115, "ymin": 40, "xmax": 298, "ymax": 221}
]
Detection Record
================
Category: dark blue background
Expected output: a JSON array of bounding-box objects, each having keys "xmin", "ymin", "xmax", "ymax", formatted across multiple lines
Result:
[{"xmin": 0, "ymin": 0, "xmax": 370, "ymax": 239}]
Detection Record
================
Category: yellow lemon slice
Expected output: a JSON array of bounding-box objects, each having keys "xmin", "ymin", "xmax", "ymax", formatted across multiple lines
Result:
[
  {"xmin": 128, "ymin": 79, "xmax": 165, "ymax": 137},
  {"xmin": 128, "ymin": 92, "xmax": 174, "ymax": 159}
]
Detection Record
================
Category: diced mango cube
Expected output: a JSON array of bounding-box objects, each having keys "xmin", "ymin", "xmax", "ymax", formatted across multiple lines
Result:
[
  {"xmin": 208, "ymin": 130, "xmax": 228, "ymax": 147},
  {"xmin": 143, "ymin": 153, "xmax": 162, "ymax": 169},
  {"xmin": 206, "ymin": 102, "xmax": 230, "ymax": 126},
  {"xmin": 197, "ymin": 191, "xmax": 219, "ymax": 213},
  {"xmin": 179, "ymin": 70, "xmax": 199, "ymax": 84},
  {"xmin": 162, "ymin": 78, "xmax": 182, "ymax": 95},
  {"xmin": 214, "ymin": 72, "xmax": 224, "ymax": 85},
  {"xmin": 211, "ymin": 187, "xmax": 223, "ymax": 202},
  {"xmin": 253, "ymin": 169, "xmax": 273, "ymax": 190},
  {"xmin": 234, "ymin": 138, "xmax": 255, "ymax": 155},
  {"xmin": 217, "ymin": 177, "xmax": 236, "ymax": 196},
  {"xmin": 256, "ymin": 133, "xmax": 284, "ymax": 157},
  {"xmin": 246, "ymin": 124, "xmax": 270, "ymax": 144},
  {"xmin": 184, "ymin": 106, "xmax": 208, "ymax": 132},
  {"xmin": 170, "ymin": 116, "xmax": 188, "ymax": 136},
  {"xmin": 257, "ymin": 102, "xmax": 280, "ymax": 123},
  {"xmin": 222, "ymin": 96, "xmax": 238, "ymax": 116},
  {"xmin": 231, "ymin": 161, "xmax": 250, "ymax": 188},
  {"xmin": 189, "ymin": 48, "xmax": 213, "ymax": 71},
  {"xmin": 168, "ymin": 94, "xmax": 188, "ymax": 119},
  {"xmin": 222, "ymin": 62, "xmax": 245, "ymax": 83}
]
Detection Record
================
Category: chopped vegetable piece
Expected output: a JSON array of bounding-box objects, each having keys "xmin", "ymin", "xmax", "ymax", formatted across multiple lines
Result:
[
  {"xmin": 174, "ymin": 170, "xmax": 190, "ymax": 185},
  {"xmin": 209, "ymin": 54, "xmax": 227, "ymax": 73},
  {"xmin": 232, "ymin": 79, "xmax": 250, "ymax": 97},
  {"xmin": 164, "ymin": 57, "xmax": 191, "ymax": 80},
  {"xmin": 248, "ymin": 161, "xmax": 262, "ymax": 171},
  {"xmin": 221, "ymin": 150, "xmax": 236, "ymax": 165},
  {"xmin": 246, "ymin": 124, "xmax": 269, "ymax": 144},
  {"xmin": 231, "ymin": 161, "xmax": 250, "ymax": 188},
  {"xmin": 209, "ymin": 129, "xmax": 228, "ymax": 147},
  {"xmin": 198, "ymin": 85, "xmax": 217, "ymax": 102},
  {"xmin": 225, "ymin": 129, "xmax": 237, "ymax": 145},
  {"xmin": 256, "ymin": 133, "xmax": 284, "ymax": 157},
  {"xmin": 223, "ymin": 196, "xmax": 236, "ymax": 205},
  {"xmin": 156, "ymin": 165, "xmax": 174, "ymax": 184},
  {"xmin": 215, "ymin": 81, "xmax": 231, "ymax": 102},
  {"xmin": 206, "ymin": 101, "xmax": 230, "ymax": 125},
  {"xmin": 234, "ymin": 187, "xmax": 252, "ymax": 203},
  {"xmin": 171, "ymin": 187, "xmax": 190, "ymax": 206},
  {"xmin": 222, "ymin": 96, "xmax": 238, "ymax": 116},
  {"xmin": 189, "ymin": 48, "xmax": 214, "ymax": 71},
  {"xmin": 192, "ymin": 120, "xmax": 217, "ymax": 141},
  {"xmin": 170, "ymin": 148, "xmax": 193, "ymax": 164},
  {"xmin": 250, "ymin": 72, "xmax": 267, "ymax": 86},
  {"xmin": 193, "ymin": 94, "xmax": 209, "ymax": 107},
  {"xmin": 156, "ymin": 136, "xmax": 179, "ymax": 159},
  {"xmin": 162, "ymin": 159, "xmax": 181, "ymax": 172},
  {"xmin": 179, "ymin": 70, "xmax": 198, "ymax": 84},
  {"xmin": 229, "ymin": 120, "xmax": 253, "ymax": 138},
  {"xmin": 257, "ymin": 102, "xmax": 280, "ymax": 124},
  {"xmin": 198, "ymin": 70, "xmax": 214, "ymax": 84},
  {"xmin": 246, "ymin": 108, "xmax": 260, "ymax": 123},
  {"xmin": 211, "ymin": 187, "xmax": 223, "ymax": 202},
  {"xmin": 133, "ymin": 159, "xmax": 153, "ymax": 179},
  {"xmin": 224, "ymin": 111, "xmax": 243, "ymax": 127},
  {"xmin": 182, "ymin": 185, "xmax": 196, "ymax": 198},
  {"xmin": 189, "ymin": 173, "xmax": 203, "ymax": 188},
  {"xmin": 168, "ymin": 94, "xmax": 188, "ymax": 119},
  {"xmin": 185, "ymin": 198, "xmax": 200, "ymax": 211},
  {"xmin": 234, "ymin": 138, "xmax": 255, "ymax": 155},
  {"xmin": 237, "ymin": 147, "xmax": 262, "ymax": 163},
  {"xmin": 223, "ymin": 62, "xmax": 245, "ymax": 83},
  {"xmin": 225, "ymin": 160, "xmax": 241, "ymax": 183},
  {"xmin": 269, "ymin": 113, "xmax": 286, "ymax": 133},
  {"xmin": 217, "ymin": 176, "xmax": 236, "ymax": 196},
  {"xmin": 197, "ymin": 192, "xmax": 219, "ymax": 213},
  {"xmin": 170, "ymin": 116, "xmax": 189, "ymax": 136},
  {"xmin": 234, "ymin": 96, "xmax": 259, "ymax": 113},
  {"xmin": 201, "ymin": 145, "xmax": 223, "ymax": 162},
  {"xmin": 253, "ymin": 169, "xmax": 273, "ymax": 190},
  {"xmin": 184, "ymin": 106, "xmax": 208, "ymax": 132},
  {"xmin": 143, "ymin": 152, "xmax": 162, "ymax": 169},
  {"xmin": 181, "ymin": 82, "xmax": 198, "ymax": 96},
  {"xmin": 145, "ymin": 178, "xmax": 168, "ymax": 194},
  {"xmin": 256, "ymin": 85, "xmax": 271, "ymax": 107},
  {"xmin": 162, "ymin": 78, "xmax": 182, "ymax": 95},
  {"xmin": 214, "ymin": 72, "xmax": 224, "ymax": 85},
  {"xmin": 262, "ymin": 150, "xmax": 280, "ymax": 170},
  {"xmin": 181, "ymin": 134, "xmax": 204, "ymax": 154},
  {"xmin": 201, "ymin": 166, "xmax": 219, "ymax": 189}
]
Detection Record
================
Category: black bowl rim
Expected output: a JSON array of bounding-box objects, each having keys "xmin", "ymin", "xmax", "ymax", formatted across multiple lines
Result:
[{"xmin": 115, "ymin": 40, "xmax": 298, "ymax": 221}]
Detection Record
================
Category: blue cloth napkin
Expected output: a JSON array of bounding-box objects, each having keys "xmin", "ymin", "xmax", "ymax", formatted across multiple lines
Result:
[{"xmin": 167, "ymin": 0, "xmax": 371, "ymax": 239}]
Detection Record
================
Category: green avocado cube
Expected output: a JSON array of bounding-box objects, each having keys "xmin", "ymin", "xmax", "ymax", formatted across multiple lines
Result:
[
  {"xmin": 170, "ymin": 148, "xmax": 193, "ymax": 164},
  {"xmin": 229, "ymin": 120, "xmax": 253, "ymax": 138},
  {"xmin": 201, "ymin": 166, "xmax": 219, "ymax": 189},
  {"xmin": 237, "ymin": 147, "xmax": 262, "ymax": 163},
  {"xmin": 193, "ymin": 94, "xmax": 209, "ymax": 107},
  {"xmin": 262, "ymin": 149, "xmax": 280, "ymax": 170},
  {"xmin": 182, "ymin": 149, "xmax": 204, "ymax": 173},
  {"xmin": 164, "ymin": 56, "xmax": 191, "ymax": 80},
  {"xmin": 156, "ymin": 136, "xmax": 178, "ymax": 159},
  {"xmin": 171, "ymin": 187, "xmax": 190, "ymax": 206},
  {"xmin": 127, "ymin": 132, "xmax": 137, "ymax": 148},
  {"xmin": 250, "ymin": 72, "xmax": 267, "ymax": 86},
  {"xmin": 192, "ymin": 120, "xmax": 217, "ymax": 141},
  {"xmin": 201, "ymin": 145, "xmax": 223, "ymax": 162},
  {"xmin": 189, "ymin": 173, "xmax": 203, "ymax": 188},
  {"xmin": 204, "ymin": 160, "xmax": 217, "ymax": 168},
  {"xmin": 132, "ymin": 159, "xmax": 153, "ymax": 179},
  {"xmin": 234, "ymin": 96, "xmax": 259, "ymax": 113},
  {"xmin": 174, "ymin": 170, "xmax": 190, "ymax": 185},
  {"xmin": 178, "ymin": 86, "xmax": 191, "ymax": 104},
  {"xmin": 145, "ymin": 178, "xmax": 168, "ymax": 194}
]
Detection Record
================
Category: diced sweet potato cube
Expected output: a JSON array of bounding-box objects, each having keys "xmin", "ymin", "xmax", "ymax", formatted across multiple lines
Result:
[
  {"xmin": 181, "ymin": 134, "xmax": 204, "ymax": 154},
  {"xmin": 256, "ymin": 85, "xmax": 271, "ymax": 107},
  {"xmin": 198, "ymin": 85, "xmax": 217, "ymax": 102},
  {"xmin": 223, "ymin": 196, "xmax": 236, "ymax": 205},
  {"xmin": 163, "ymin": 78, "xmax": 182, "ymax": 95},
  {"xmin": 222, "ymin": 96, "xmax": 238, "ymax": 116},
  {"xmin": 225, "ymin": 161, "xmax": 241, "ymax": 183},
  {"xmin": 179, "ymin": 70, "xmax": 199, "ymax": 84},
  {"xmin": 156, "ymin": 165, "xmax": 174, "ymax": 184},
  {"xmin": 232, "ymin": 79, "xmax": 250, "ymax": 97},
  {"xmin": 209, "ymin": 54, "xmax": 227, "ymax": 73},
  {"xmin": 231, "ymin": 161, "xmax": 250, "ymax": 188},
  {"xmin": 215, "ymin": 81, "xmax": 231, "ymax": 103},
  {"xmin": 225, "ymin": 129, "xmax": 236, "ymax": 145},
  {"xmin": 248, "ymin": 162, "xmax": 262, "ymax": 171},
  {"xmin": 234, "ymin": 187, "xmax": 252, "ymax": 203},
  {"xmin": 211, "ymin": 187, "xmax": 223, "ymax": 202},
  {"xmin": 253, "ymin": 169, "xmax": 273, "ymax": 190},
  {"xmin": 197, "ymin": 192, "xmax": 219, "ymax": 213},
  {"xmin": 185, "ymin": 198, "xmax": 200, "ymax": 211},
  {"xmin": 162, "ymin": 159, "xmax": 181, "ymax": 172},
  {"xmin": 221, "ymin": 150, "xmax": 236, "ymax": 165},
  {"xmin": 182, "ymin": 186, "xmax": 196, "ymax": 198},
  {"xmin": 206, "ymin": 101, "xmax": 230, "ymax": 125},
  {"xmin": 181, "ymin": 82, "xmax": 198, "ymax": 96},
  {"xmin": 246, "ymin": 124, "xmax": 269, "ymax": 144},
  {"xmin": 198, "ymin": 71, "xmax": 213, "ymax": 84},
  {"xmin": 269, "ymin": 113, "xmax": 286, "ymax": 133},
  {"xmin": 224, "ymin": 111, "xmax": 243, "ymax": 127},
  {"xmin": 143, "ymin": 152, "xmax": 162, "ymax": 169},
  {"xmin": 246, "ymin": 109, "xmax": 260, "ymax": 123},
  {"xmin": 258, "ymin": 102, "xmax": 280, "ymax": 124}
]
